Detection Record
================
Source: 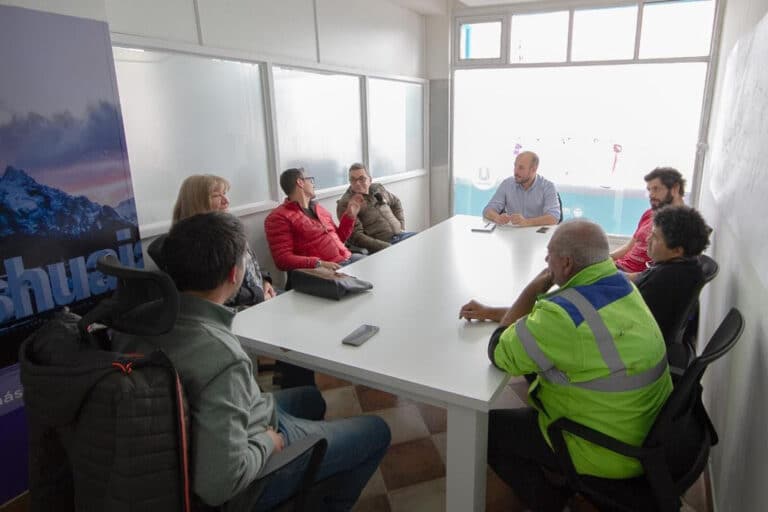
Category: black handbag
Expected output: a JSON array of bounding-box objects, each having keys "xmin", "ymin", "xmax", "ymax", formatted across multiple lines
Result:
[{"xmin": 291, "ymin": 268, "xmax": 373, "ymax": 300}]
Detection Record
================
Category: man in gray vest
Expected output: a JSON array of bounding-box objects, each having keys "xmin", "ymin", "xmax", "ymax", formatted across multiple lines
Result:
[{"xmin": 336, "ymin": 163, "xmax": 416, "ymax": 254}]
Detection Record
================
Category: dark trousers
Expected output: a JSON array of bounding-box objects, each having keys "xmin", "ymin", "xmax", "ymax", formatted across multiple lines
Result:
[
  {"xmin": 274, "ymin": 361, "xmax": 316, "ymax": 388},
  {"xmin": 488, "ymin": 407, "xmax": 573, "ymax": 512}
]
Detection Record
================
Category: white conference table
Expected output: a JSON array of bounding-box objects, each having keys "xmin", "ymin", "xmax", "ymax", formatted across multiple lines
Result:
[{"xmin": 233, "ymin": 214, "xmax": 554, "ymax": 511}]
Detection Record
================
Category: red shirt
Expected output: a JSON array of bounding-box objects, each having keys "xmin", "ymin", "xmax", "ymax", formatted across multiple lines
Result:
[{"xmin": 616, "ymin": 208, "xmax": 653, "ymax": 273}]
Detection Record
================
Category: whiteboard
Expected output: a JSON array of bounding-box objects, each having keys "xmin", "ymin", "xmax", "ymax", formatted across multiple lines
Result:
[{"xmin": 708, "ymin": 12, "xmax": 768, "ymax": 286}]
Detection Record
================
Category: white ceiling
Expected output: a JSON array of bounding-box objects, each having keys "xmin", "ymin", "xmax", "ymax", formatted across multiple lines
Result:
[
  {"xmin": 389, "ymin": 0, "xmax": 533, "ymax": 16},
  {"xmin": 387, "ymin": 0, "xmax": 449, "ymax": 15}
]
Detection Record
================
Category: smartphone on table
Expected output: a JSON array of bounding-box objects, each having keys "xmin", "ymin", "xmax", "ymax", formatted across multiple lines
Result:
[{"xmin": 342, "ymin": 324, "xmax": 379, "ymax": 346}]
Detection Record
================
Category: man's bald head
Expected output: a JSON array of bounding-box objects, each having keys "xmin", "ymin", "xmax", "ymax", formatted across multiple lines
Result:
[
  {"xmin": 516, "ymin": 151, "xmax": 539, "ymax": 169},
  {"xmin": 549, "ymin": 219, "xmax": 609, "ymax": 275},
  {"xmin": 513, "ymin": 151, "xmax": 540, "ymax": 187}
]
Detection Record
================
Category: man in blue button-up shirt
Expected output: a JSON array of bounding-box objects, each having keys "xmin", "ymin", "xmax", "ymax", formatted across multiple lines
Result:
[{"xmin": 483, "ymin": 151, "xmax": 561, "ymax": 227}]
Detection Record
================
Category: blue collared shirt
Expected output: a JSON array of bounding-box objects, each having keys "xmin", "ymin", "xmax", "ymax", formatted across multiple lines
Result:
[{"xmin": 484, "ymin": 174, "xmax": 561, "ymax": 220}]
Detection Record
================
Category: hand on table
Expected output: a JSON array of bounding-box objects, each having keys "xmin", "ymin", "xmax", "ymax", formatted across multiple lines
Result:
[
  {"xmin": 317, "ymin": 260, "xmax": 341, "ymax": 271},
  {"xmin": 459, "ymin": 300, "xmax": 497, "ymax": 322},
  {"xmin": 508, "ymin": 214, "xmax": 527, "ymax": 226}
]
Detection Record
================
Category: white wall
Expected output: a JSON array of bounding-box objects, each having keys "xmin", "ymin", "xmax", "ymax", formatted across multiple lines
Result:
[
  {"xmin": 318, "ymin": 0, "xmax": 425, "ymax": 77},
  {"xmin": 105, "ymin": 0, "xmax": 426, "ymax": 77},
  {"xmin": 698, "ymin": 0, "xmax": 768, "ymax": 510}
]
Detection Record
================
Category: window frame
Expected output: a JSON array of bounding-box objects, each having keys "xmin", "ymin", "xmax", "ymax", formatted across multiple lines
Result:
[
  {"xmin": 454, "ymin": 15, "xmax": 508, "ymax": 66},
  {"xmin": 111, "ymin": 34, "xmax": 428, "ymax": 236}
]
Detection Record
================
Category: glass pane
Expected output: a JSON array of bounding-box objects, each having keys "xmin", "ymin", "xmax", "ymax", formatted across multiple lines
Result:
[
  {"xmin": 368, "ymin": 79, "xmax": 424, "ymax": 177},
  {"xmin": 572, "ymin": 6, "xmax": 638, "ymax": 61},
  {"xmin": 453, "ymin": 63, "xmax": 707, "ymax": 235},
  {"xmin": 113, "ymin": 48, "xmax": 270, "ymax": 227},
  {"xmin": 459, "ymin": 21, "xmax": 502, "ymax": 60},
  {"xmin": 510, "ymin": 11, "xmax": 569, "ymax": 63},
  {"xmin": 640, "ymin": 0, "xmax": 715, "ymax": 58},
  {"xmin": 273, "ymin": 67, "xmax": 362, "ymax": 189}
]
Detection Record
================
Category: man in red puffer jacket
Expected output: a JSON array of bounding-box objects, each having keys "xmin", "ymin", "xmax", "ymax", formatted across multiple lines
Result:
[{"xmin": 265, "ymin": 167, "xmax": 364, "ymax": 272}]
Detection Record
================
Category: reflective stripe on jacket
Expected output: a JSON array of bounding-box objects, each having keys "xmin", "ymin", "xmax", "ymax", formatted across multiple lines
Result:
[{"xmin": 493, "ymin": 259, "xmax": 672, "ymax": 478}]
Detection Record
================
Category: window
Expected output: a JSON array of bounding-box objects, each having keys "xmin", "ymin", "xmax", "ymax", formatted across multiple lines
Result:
[
  {"xmin": 453, "ymin": 64, "xmax": 707, "ymax": 235},
  {"xmin": 452, "ymin": 1, "xmax": 719, "ymax": 235},
  {"xmin": 273, "ymin": 67, "xmax": 362, "ymax": 189},
  {"xmin": 459, "ymin": 21, "xmax": 502, "ymax": 60},
  {"xmin": 510, "ymin": 11, "xmax": 569, "ymax": 63},
  {"xmin": 367, "ymin": 78, "xmax": 424, "ymax": 177},
  {"xmin": 113, "ymin": 48, "xmax": 270, "ymax": 227},
  {"xmin": 640, "ymin": 0, "xmax": 715, "ymax": 58},
  {"xmin": 572, "ymin": 6, "xmax": 638, "ymax": 61}
]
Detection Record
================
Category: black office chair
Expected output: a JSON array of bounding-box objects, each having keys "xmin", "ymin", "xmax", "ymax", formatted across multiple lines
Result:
[
  {"xmin": 679, "ymin": 255, "xmax": 719, "ymax": 350},
  {"xmin": 22, "ymin": 255, "xmax": 327, "ymax": 512},
  {"xmin": 546, "ymin": 308, "xmax": 744, "ymax": 512},
  {"xmin": 662, "ymin": 254, "xmax": 720, "ymax": 373}
]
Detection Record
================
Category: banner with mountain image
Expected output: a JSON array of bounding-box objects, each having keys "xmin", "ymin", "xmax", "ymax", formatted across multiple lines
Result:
[{"xmin": 0, "ymin": 5, "xmax": 142, "ymax": 503}]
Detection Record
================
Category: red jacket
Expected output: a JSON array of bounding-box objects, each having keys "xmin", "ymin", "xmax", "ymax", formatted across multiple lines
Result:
[{"xmin": 265, "ymin": 200, "xmax": 354, "ymax": 270}]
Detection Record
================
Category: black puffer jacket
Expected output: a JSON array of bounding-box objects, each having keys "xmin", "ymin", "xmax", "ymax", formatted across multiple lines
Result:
[{"xmin": 19, "ymin": 311, "xmax": 191, "ymax": 512}]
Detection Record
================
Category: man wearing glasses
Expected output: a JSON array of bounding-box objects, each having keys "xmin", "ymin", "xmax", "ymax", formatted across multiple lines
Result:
[
  {"xmin": 265, "ymin": 167, "xmax": 364, "ymax": 272},
  {"xmin": 336, "ymin": 163, "xmax": 416, "ymax": 254}
]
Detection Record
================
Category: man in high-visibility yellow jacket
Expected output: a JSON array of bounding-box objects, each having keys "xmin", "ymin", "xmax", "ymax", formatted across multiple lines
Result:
[{"xmin": 460, "ymin": 219, "xmax": 672, "ymax": 511}]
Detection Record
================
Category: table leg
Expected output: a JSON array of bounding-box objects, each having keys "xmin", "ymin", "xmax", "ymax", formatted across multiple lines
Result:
[{"xmin": 446, "ymin": 407, "xmax": 488, "ymax": 512}]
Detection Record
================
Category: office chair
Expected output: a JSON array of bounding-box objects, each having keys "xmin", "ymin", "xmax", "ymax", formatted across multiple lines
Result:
[
  {"xmin": 680, "ymin": 255, "xmax": 719, "ymax": 350},
  {"xmin": 546, "ymin": 308, "xmax": 744, "ymax": 512},
  {"xmin": 21, "ymin": 255, "xmax": 327, "ymax": 512},
  {"xmin": 665, "ymin": 254, "xmax": 720, "ymax": 373}
]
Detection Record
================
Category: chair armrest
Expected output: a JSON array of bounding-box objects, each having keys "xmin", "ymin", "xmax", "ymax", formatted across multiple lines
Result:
[{"xmin": 256, "ymin": 434, "xmax": 327, "ymax": 480}]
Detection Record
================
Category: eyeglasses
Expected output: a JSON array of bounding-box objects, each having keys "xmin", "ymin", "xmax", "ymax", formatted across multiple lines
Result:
[
  {"xmin": 300, "ymin": 176, "xmax": 315, "ymax": 184},
  {"xmin": 349, "ymin": 175, "xmax": 369, "ymax": 184}
]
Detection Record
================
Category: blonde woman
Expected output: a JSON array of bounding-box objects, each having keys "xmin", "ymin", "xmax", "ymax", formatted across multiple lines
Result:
[{"xmin": 148, "ymin": 174, "xmax": 275, "ymax": 308}]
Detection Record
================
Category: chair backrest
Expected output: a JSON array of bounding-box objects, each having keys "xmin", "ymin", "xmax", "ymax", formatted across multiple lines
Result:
[
  {"xmin": 21, "ymin": 256, "xmax": 191, "ymax": 512},
  {"xmin": 700, "ymin": 254, "xmax": 719, "ymax": 284},
  {"xmin": 643, "ymin": 308, "xmax": 743, "ymax": 492},
  {"xmin": 668, "ymin": 254, "xmax": 720, "ymax": 368},
  {"xmin": 79, "ymin": 254, "xmax": 179, "ymax": 340}
]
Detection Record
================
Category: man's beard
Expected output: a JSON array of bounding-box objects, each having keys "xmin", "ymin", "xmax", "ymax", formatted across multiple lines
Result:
[{"xmin": 651, "ymin": 191, "xmax": 673, "ymax": 210}]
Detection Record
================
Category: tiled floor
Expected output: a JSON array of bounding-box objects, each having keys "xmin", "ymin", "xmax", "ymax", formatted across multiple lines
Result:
[
  {"xmin": 257, "ymin": 359, "xmax": 712, "ymax": 512},
  {"xmin": 0, "ymin": 358, "xmax": 712, "ymax": 512}
]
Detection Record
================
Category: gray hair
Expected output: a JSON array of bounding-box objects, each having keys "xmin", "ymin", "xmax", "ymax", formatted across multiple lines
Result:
[
  {"xmin": 550, "ymin": 219, "xmax": 609, "ymax": 272},
  {"xmin": 348, "ymin": 162, "xmax": 371, "ymax": 177}
]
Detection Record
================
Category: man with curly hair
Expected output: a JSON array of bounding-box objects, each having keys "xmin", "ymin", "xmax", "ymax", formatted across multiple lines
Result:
[{"xmin": 628, "ymin": 205, "xmax": 711, "ymax": 366}]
